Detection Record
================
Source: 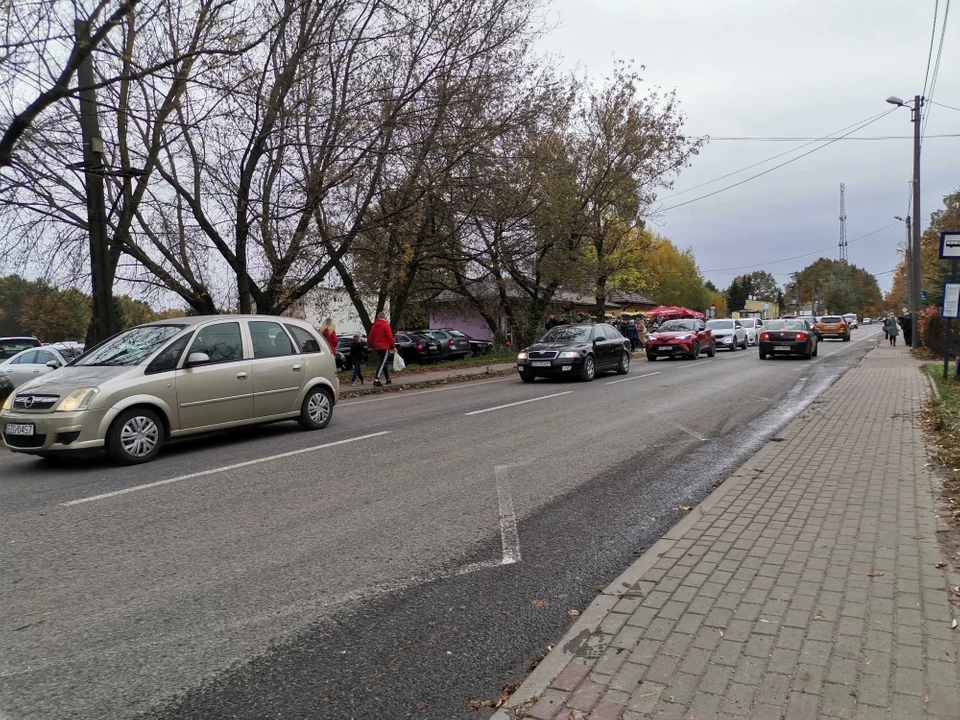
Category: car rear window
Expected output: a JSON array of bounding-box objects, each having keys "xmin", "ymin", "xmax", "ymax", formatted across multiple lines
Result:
[
  {"xmin": 0, "ymin": 339, "xmax": 40, "ymax": 359},
  {"xmin": 772, "ymin": 321, "xmax": 806, "ymax": 331},
  {"xmin": 821, "ymin": 316, "xmax": 843, "ymax": 323}
]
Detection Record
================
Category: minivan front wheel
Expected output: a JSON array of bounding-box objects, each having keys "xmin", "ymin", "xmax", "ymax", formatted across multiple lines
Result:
[
  {"xmin": 299, "ymin": 386, "xmax": 333, "ymax": 430},
  {"xmin": 107, "ymin": 408, "xmax": 164, "ymax": 465}
]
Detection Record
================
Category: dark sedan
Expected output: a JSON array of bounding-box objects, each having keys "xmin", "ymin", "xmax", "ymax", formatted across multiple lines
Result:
[
  {"xmin": 396, "ymin": 331, "xmax": 442, "ymax": 363},
  {"xmin": 517, "ymin": 323, "xmax": 630, "ymax": 382},
  {"xmin": 758, "ymin": 319, "xmax": 819, "ymax": 359},
  {"xmin": 437, "ymin": 329, "xmax": 494, "ymax": 356}
]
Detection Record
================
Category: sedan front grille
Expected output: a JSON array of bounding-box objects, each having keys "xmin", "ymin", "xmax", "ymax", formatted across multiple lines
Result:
[
  {"xmin": 528, "ymin": 351, "xmax": 558, "ymax": 359},
  {"xmin": 13, "ymin": 394, "xmax": 59, "ymax": 411}
]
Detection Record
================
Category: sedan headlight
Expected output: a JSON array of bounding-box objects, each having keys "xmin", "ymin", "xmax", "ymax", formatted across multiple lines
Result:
[
  {"xmin": 558, "ymin": 351, "xmax": 579, "ymax": 359},
  {"xmin": 673, "ymin": 334, "xmax": 692, "ymax": 341},
  {"xmin": 56, "ymin": 388, "xmax": 99, "ymax": 412},
  {"xmin": 516, "ymin": 352, "xmax": 528, "ymax": 360}
]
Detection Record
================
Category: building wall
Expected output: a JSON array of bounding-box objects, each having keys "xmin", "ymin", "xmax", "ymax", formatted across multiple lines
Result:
[
  {"xmin": 288, "ymin": 288, "xmax": 387, "ymax": 334},
  {"xmin": 429, "ymin": 307, "xmax": 493, "ymax": 340}
]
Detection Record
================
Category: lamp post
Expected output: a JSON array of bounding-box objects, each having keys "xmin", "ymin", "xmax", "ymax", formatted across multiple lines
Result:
[{"xmin": 887, "ymin": 95, "xmax": 923, "ymax": 347}]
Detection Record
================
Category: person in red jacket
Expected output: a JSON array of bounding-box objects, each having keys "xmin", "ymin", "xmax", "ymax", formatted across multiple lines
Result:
[
  {"xmin": 319, "ymin": 318, "xmax": 338, "ymax": 352},
  {"xmin": 367, "ymin": 312, "xmax": 395, "ymax": 386}
]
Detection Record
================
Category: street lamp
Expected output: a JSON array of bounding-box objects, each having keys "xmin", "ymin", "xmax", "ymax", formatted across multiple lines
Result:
[{"xmin": 886, "ymin": 94, "xmax": 923, "ymax": 347}]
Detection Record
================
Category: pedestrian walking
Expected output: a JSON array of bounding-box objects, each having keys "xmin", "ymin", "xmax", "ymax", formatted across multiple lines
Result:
[
  {"xmin": 367, "ymin": 311, "xmax": 396, "ymax": 386},
  {"xmin": 545, "ymin": 314, "xmax": 559, "ymax": 331},
  {"xmin": 319, "ymin": 317, "xmax": 338, "ymax": 352},
  {"xmin": 898, "ymin": 313, "xmax": 913, "ymax": 346},
  {"xmin": 624, "ymin": 319, "xmax": 640, "ymax": 352},
  {"xmin": 349, "ymin": 334, "xmax": 366, "ymax": 386},
  {"xmin": 884, "ymin": 314, "xmax": 899, "ymax": 346}
]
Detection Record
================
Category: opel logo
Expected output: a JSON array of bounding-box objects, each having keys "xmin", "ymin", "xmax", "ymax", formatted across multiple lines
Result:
[{"xmin": 22, "ymin": 396, "xmax": 35, "ymax": 409}]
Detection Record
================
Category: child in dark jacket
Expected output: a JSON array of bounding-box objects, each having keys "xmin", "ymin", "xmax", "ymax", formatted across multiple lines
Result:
[{"xmin": 349, "ymin": 335, "xmax": 366, "ymax": 385}]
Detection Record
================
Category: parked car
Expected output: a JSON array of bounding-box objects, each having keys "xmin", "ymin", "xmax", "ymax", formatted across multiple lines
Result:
[
  {"xmin": 517, "ymin": 323, "xmax": 630, "ymax": 382},
  {"xmin": 1, "ymin": 315, "xmax": 339, "ymax": 465},
  {"xmin": 646, "ymin": 319, "xmax": 716, "ymax": 361},
  {"xmin": 862, "ymin": 317, "xmax": 873, "ymax": 325},
  {"xmin": 396, "ymin": 331, "xmax": 442, "ymax": 364},
  {"xmin": 706, "ymin": 319, "xmax": 748, "ymax": 350},
  {"xmin": 0, "ymin": 370, "xmax": 12, "ymax": 405},
  {"xmin": 737, "ymin": 318, "xmax": 765, "ymax": 346},
  {"xmin": 334, "ymin": 335, "xmax": 361, "ymax": 370},
  {"xmin": 758, "ymin": 318, "xmax": 819, "ymax": 359},
  {"xmin": 0, "ymin": 345, "xmax": 76, "ymax": 389},
  {"xmin": 0, "ymin": 336, "xmax": 41, "ymax": 361},
  {"xmin": 417, "ymin": 329, "xmax": 471, "ymax": 360},
  {"xmin": 437, "ymin": 329, "xmax": 494, "ymax": 356},
  {"xmin": 816, "ymin": 315, "xmax": 850, "ymax": 341}
]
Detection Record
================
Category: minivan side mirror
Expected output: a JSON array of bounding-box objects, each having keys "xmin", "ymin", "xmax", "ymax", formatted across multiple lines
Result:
[
  {"xmin": 186, "ymin": 352, "xmax": 211, "ymax": 366},
  {"xmin": 46, "ymin": 360, "xmax": 61, "ymax": 369}
]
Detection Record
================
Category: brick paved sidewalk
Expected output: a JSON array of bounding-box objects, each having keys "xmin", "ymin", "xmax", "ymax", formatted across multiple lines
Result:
[{"xmin": 496, "ymin": 344, "xmax": 960, "ymax": 719}]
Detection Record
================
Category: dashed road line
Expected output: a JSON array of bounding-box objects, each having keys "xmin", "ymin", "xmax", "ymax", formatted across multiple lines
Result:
[
  {"xmin": 604, "ymin": 371, "xmax": 662, "ymax": 386},
  {"xmin": 62, "ymin": 431, "xmax": 392, "ymax": 506},
  {"xmin": 464, "ymin": 391, "xmax": 573, "ymax": 416}
]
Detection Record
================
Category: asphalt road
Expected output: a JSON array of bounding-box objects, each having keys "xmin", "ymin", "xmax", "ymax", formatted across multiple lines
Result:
[{"xmin": 0, "ymin": 328, "xmax": 883, "ymax": 719}]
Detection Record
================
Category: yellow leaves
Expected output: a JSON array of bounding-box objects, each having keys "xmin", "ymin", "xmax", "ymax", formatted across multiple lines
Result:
[
  {"xmin": 936, "ymin": 562, "xmax": 948, "ymax": 568},
  {"xmin": 568, "ymin": 609, "xmax": 581, "ymax": 616},
  {"xmin": 530, "ymin": 599, "xmax": 548, "ymax": 608},
  {"xmin": 867, "ymin": 571, "xmax": 885, "ymax": 577}
]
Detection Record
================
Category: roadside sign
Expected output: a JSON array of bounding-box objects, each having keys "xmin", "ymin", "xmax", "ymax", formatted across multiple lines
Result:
[
  {"xmin": 943, "ymin": 283, "xmax": 960, "ymax": 319},
  {"xmin": 921, "ymin": 290, "xmax": 928, "ymax": 303},
  {"xmin": 939, "ymin": 232, "xmax": 960, "ymax": 259}
]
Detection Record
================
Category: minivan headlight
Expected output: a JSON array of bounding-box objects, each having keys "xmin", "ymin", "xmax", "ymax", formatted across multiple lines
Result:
[
  {"xmin": 57, "ymin": 388, "xmax": 99, "ymax": 412},
  {"xmin": 1, "ymin": 393, "xmax": 12, "ymax": 411}
]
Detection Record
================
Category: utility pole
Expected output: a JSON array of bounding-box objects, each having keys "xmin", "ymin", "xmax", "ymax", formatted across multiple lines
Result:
[
  {"xmin": 75, "ymin": 20, "xmax": 113, "ymax": 346},
  {"xmin": 839, "ymin": 183, "xmax": 848, "ymax": 262},
  {"xmin": 911, "ymin": 95, "xmax": 923, "ymax": 347},
  {"xmin": 905, "ymin": 215, "xmax": 912, "ymax": 310}
]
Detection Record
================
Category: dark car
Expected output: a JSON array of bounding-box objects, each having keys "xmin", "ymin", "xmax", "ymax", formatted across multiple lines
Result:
[
  {"xmin": 0, "ymin": 336, "xmax": 41, "ymax": 361},
  {"xmin": 517, "ymin": 323, "xmax": 630, "ymax": 382},
  {"xmin": 436, "ymin": 329, "xmax": 494, "ymax": 356},
  {"xmin": 758, "ymin": 319, "xmax": 819, "ymax": 360},
  {"xmin": 396, "ymin": 331, "xmax": 442, "ymax": 364},
  {"xmin": 416, "ymin": 329, "xmax": 471, "ymax": 360},
  {"xmin": 646, "ymin": 319, "xmax": 715, "ymax": 361}
]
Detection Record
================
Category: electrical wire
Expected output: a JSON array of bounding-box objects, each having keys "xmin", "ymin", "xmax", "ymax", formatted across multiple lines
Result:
[
  {"xmin": 707, "ymin": 134, "xmax": 959, "ymax": 141},
  {"xmin": 701, "ymin": 222, "xmax": 901, "ymax": 274},
  {"xmin": 922, "ymin": 0, "xmax": 941, "ymax": 99},
  {"xmin": 931, "ymin": 100, "xmax": 960, "ymax": 112},
  {"xmin": 661, "ymin": 110, "xmax": 897, "ymax": 212},
  {"xmin": 922, "ymin": 0, "xmax": 951, "ymax": 143},
  {"xmin": 661, "ymin": 110, "xmax": 893, "ymax": 202}
]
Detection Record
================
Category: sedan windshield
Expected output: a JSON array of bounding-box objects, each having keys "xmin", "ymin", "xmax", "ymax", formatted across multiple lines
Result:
[
  {"xmin": 75, "ymin": 325, "xmax": 187, "ymax": 366},
  {"xmin": 539, "ymin": 325, "xmax": 592, "ymax": 343},
  {"xmin": 740, "ymin": 319, "xmax": 756, "ymax": 327},
  {"xmin": 707, "ymin": 320, "xmax": 734, "ymax": 330},
  {"xmin": 658, "ymin": 320, "xmax": 698, "ymax": 332}
]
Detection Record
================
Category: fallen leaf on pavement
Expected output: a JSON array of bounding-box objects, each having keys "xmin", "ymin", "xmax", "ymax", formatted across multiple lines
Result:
[
  {"xmin": 495, "ymin": 683, "xmax": 520, "ymax": 708},
  {"xmin": 568, "ymin": 609, "xmax": 581, "ymax": 616},
  {"xmin": 951, "ymin": 619, "xmax": 958, "ymax": 629},
  {"xmin": 467, "ymin": 698, "xmax": 493, "ymax": 711},
  {"xmin": 952, "ymin": 586, "xmax": 960, "ymax": 596},
  {"xmin": 531, "ymin": 599, "xmax": 548, "ymax": 608},
  {"xmin": 416, "ymin": 702, "xmax": 429, "ymax": 710},
  {"xmin": 867, "ymin": 571, "xmax": 885, "ymax": 577},
  {"xmin": 814, "ymin": 610, "xmax": 824, "ymax": 620},
  {"xmin": 675, "ymin": 506, "xmax": 694, "ymax": 512},
  {"xmin": 936, "ymin": 562, "xmax": 948, "ymax": 568}
]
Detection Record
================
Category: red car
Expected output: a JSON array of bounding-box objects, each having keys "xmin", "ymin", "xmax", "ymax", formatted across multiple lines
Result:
[{"xmin": 646, "ymin": 319, "xmax": 716, "ymax": 361}]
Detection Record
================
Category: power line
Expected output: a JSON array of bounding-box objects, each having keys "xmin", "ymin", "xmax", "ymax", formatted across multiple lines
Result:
[
  {"xmin": 922, "ymin": 0, "xmax": 951, "ymax": 142},
  {"xmin": 922, "ymin": 0, "xmax": 941, "ymax": 99},
  {"xmin": 931, "ymin": 100, "xmax": 960, "ymax": 112},
  {"xmin": 661, "ymin": 110, "xmax": 892, "ymax": 202},
  {"xmin": 661, "ymin": 111, "xmax": 897, "ymax": 212},
  {"xmin": 707, "ymin": 134, "xmax": 960, "ymax": 141},
  {"xmin": 701, "ymin": 222, "xmax": 900, "ymax": 274}
]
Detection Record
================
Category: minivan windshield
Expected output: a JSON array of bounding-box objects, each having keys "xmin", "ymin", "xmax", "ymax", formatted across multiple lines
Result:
[
  {"xmin": 75, "ymin": 325, "xmax": 187, "ymax": 367},
  {"xmin": 539, "ymin": 325, "xmax": 592, "ymax": 343}
]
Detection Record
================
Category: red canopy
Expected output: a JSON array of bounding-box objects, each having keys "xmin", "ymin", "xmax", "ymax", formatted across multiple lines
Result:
[{"xmin": 645, "ymin": 306, "xmax": 705, "ymax": 320}]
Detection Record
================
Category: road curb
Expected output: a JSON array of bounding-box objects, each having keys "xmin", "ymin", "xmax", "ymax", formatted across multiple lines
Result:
[
  {"xmin": 494, "ymin": 340, "xmax": 881, "ymax": 718},
  {"xmin": 492, "ymin": 465, "xmax": 752, "ymax": 718},
  {"xmin": 337, "ymin": 364, "xmax": 515, "ymax": 398}
]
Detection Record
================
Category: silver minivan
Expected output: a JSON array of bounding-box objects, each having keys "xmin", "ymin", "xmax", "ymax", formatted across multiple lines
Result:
[{"xmin": 0, "ymin": 316, "xmax": 339, "ymax": 464}]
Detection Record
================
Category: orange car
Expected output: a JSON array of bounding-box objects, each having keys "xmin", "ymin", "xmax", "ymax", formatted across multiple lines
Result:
[{"xmin": 817, "ymin": 315, "xmax": 850, "ymax": 341}]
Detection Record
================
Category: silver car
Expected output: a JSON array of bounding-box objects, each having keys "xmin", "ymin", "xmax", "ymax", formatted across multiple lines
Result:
[
  {"xmin": 0, "ymin": 316, "xmax": 339, "ymax": 464},
  {"xmin": 737, "ymin": 318, "xmax": 765, "ymax": 346},
  {"xmin": 706, "ymin": 318, "xmax": 748, "ymax": 350}
]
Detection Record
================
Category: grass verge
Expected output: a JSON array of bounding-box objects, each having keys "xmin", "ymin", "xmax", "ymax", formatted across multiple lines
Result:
[{"xmin": 922, "ymin": 364, "xmax": 960, "ymax": 545}]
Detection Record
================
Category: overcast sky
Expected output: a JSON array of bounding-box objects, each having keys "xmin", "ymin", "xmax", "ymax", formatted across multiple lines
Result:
[{"xmin": 537, "ymin": 0, "xmax": 959, "ymax": 293}]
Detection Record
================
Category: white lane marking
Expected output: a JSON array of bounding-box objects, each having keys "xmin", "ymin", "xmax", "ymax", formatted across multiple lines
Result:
[
  {"xmin": 749, "ymin": 393, "xmax": 772, "ymax": 401},
  {"xmin": 604, "ymin": 371, "xmax": 662, "ymax": 386},
  {"xmin": 338, "ymin": 377, "xmax": 516, "ymax": 406},
  {"xmin": 464, "ymin": 391, "xmax": 572, "ymax": 416},
  {"xmin": 62, "ymin": 432, "xmax": 392, "ymax": 506},
  {"xmin": 457, "ymin": 464, "xmax": 522, "ymax": 574},
  {"xmin": 673, "ymin": 362, "xmax": 710, "ymax": 371},
  {"xmin": 495, "ymin": 465, "xmax": 521, "ymax": 565},
  {"xmin": 673, "ymin": 424, "xmax": 708, "ymax": 442}
]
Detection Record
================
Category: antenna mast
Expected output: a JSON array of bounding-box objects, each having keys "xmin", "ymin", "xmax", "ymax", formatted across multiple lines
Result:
[{"xmin": 839, "ymin": 183, "xmax": 848, "ymax": 262}]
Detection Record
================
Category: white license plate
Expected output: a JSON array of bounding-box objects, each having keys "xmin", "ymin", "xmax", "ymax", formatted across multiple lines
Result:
[
  {"xmin": 5, "ymin": 423, "xmax": 35, "ymax": 436},
  {"xmin": 774, "ymin": 346, "xmax": 791, "ymax": 351},
  {"xmin": 530, "ymin": 361, "xmax": 552, "ymax": 367}
]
